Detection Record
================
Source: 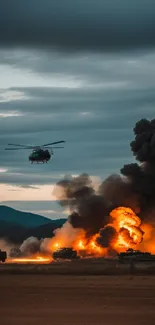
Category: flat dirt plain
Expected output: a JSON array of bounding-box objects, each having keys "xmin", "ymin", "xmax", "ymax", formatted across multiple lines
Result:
[{"xmin": 0, "ymin": 273, "xmax": 155, "ymax": 325}]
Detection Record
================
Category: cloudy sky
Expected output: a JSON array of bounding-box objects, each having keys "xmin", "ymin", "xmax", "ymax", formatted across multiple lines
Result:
[{"xmin": 0, "ymin": 0, "xmax": 155, "ymax": 219}]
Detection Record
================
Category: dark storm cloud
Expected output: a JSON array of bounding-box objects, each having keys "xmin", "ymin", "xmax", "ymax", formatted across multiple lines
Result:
[
  {"xmin": 1, "ymin": 0, "xmax": 155, "ymax": 51},
  {"xmin": 1, "ymin": 86, "xmax": 155, "ymax": 116},
  {"xmin": 0, "ymin": 84, "xmax": 147, "ymax": 136},
  {"xmin": 0, "ymin": 84, "xmax": 155, "ymax": 141},
  {"xmin": 0, "ymin": 88, "xmax": 150, "ymax": 117},
  {"xmin": 0, "ymin": 49, "xmax": 154, "ymax": 81},
  {"xmin": 1, "ymin": 49, "xmax": 155, "ymax": 189},
  {"xmin": 0, "ymin": 111, "xmax": 131, "ymax": 136},
  {"xmin": 1, "ymin": 49, "xmax": 155, "ymax": 87},
  {"xmin": 0, "ymin": 49, "xmax": 150, "ymax": 83}
]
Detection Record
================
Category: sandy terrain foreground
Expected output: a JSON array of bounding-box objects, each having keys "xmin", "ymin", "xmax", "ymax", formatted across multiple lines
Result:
[{"xmin": 0, "ymin": 275, "xmax": 155, "ymax": 325}]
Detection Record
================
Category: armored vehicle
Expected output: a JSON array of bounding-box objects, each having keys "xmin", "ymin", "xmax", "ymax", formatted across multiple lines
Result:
[
  {"xmin": 118, "ymin": 248, "xmax": 155, "ymax": 263},
  {"xmin": 53, "ymin": 247, "xmax": 79, "ymax": 260},
  {"xmin": 0, "ymin": 249, "xmax": 7, "ymax": 262}
]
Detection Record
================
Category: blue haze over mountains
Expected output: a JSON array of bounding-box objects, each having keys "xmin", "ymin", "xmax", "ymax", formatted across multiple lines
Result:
[{"xmin": 0, "ymin": 205, "xmax": 66, "ymax": 243}]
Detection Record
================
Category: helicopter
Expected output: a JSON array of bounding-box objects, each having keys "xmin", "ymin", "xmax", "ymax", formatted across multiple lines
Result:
[{"xmin": 5, "ymin": 141, "xmax": 65, "ymax": 164}]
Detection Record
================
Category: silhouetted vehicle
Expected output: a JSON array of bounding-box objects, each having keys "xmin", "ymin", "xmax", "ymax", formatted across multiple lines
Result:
[
  {"xmin": 118, "ymin": 248, "xmax": 155, "ymax": 263},
  {"xmin": 53, "ymin": 248, "xmax": 79, "ymax": 260},
  {"xmin": 5, "ymin": 141, "xmax": 65, "ymax": 164},
  {"xmin": 0, "ymin": 249, "xmax": 7, "ymax": 262}
]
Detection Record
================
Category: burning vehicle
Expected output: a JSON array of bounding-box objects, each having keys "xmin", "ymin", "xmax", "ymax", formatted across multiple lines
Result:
[
  {"xmin": 0, "ymin": 249, "xmax": 7, "ymax": 263},
  {"xmin": 118, "ymin": 248, "xmax": 155, "ymax": 263},
  {"xmin": 53, "ymin": 247, "xmax": 79, "ymax": 260}
]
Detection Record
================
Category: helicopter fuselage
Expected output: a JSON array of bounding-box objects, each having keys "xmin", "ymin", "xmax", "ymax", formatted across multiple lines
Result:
[
  {"xmin": 5, "ymin": 140, "xmax": 65, "ymax": 163},
  {"xmin": 29, "ymin": 148, "xmax": 52, "ymax": 163}
]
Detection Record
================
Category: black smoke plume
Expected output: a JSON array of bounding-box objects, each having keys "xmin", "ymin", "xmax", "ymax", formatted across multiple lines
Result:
[
  {"xmin": 53, "ymin": 174, "xmax": 110, "ymax": 239},
  {"xmin": 1, "ymin": 1, "xmax": 155, "ymax": 52},
  {"xmin": 54, "ymin": 118, "xmax": 155, "ymax": 248},
  {"xmin": 96, "ymin": 226, "xmax": 118, "ymax": 248},
  {"xmin": 121, "ymin": 118, "xmax": 155, "ymax": 221}
]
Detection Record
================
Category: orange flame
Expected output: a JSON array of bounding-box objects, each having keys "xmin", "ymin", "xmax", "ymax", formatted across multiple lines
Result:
[
  {"xmin": 8, "ymin": 255, "xmax": 52, "ymax": 264},
  {"xmin": 110, "ymin": 207, "xmax": 144, "ymax": 251},
  {"xmin": 73, "ymin": 234, "xmax": 107, "ymax": 257},
  {"xmin": 7, "ymin": 207, "xmax": 155, "ymax": 263},
  {"xmin": 138, "ymin": 223, "xmax": 155, "ymax": 254},
  {"xmin": 38, "ymin": 207, "xmax": 145, "ymax": 259}
]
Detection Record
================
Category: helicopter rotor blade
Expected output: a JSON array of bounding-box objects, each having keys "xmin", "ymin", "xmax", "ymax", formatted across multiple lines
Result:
[
  {"xmin": 7, "ymin": 141, "xmax": 65, "ymax": 148},
  {"xmin": 5, "ymin": 148, "xmax": 32, "ymax": 150},
  {"xmin": 8, "ymin": 143, "xmax": 35, "ymax": 148},
  {"xmin": 5, "ymin": 146, "xmax": 65, "ymax": 150},
  {"xmin": 44, "ymin": 146, "xmax": 64, "ymax": 149},
  {"xmin": 43, "ymin": 141, "xmax": 65, "ymax": 147}
]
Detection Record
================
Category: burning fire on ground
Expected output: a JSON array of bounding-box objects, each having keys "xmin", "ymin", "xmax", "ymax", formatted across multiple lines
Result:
[
  {"xmin": 42, "ymin": 206, "xmax": 145, "ymax": 258},
  {"xmin": 7, "ymin": 207, "xmax": 154, "ymax": 263},
  {"xmin": 8, "ymin": 255, "xmax": 52, "ymax": 264}
]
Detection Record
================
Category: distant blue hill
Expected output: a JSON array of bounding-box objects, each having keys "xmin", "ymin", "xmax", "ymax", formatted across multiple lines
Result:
[
  {"xmin": 0, "ymin": 205, "xmax": 67, "ymax": 244},
  {"xmin": 0, "ymin": 205, "xmax": 66, "ymax": 228}
]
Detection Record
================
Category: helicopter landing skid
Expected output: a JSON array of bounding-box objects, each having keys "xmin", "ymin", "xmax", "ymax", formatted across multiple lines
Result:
[{"xmin": 31, "ymin": 160, "xmax": 48, "ymax": 164}]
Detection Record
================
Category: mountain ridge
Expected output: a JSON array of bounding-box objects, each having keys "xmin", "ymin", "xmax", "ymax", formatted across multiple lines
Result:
[
  {"xmin": 0, "ymin": 205, "xmax": 66, "ymax": 244},
  {"xmin": 0, "ymin": 205, "xmax": 66, "ymax": 227}
]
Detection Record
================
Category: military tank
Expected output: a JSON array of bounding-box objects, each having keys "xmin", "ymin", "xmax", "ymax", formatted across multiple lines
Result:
[
  {"xmin": 53, "ymin": 247, "xmax": 79, "ymax": 260},
  {"xmin": 0, "ymin": 249, "xmax": 7, "ymax": 263},
  {"xmin": 118, "ymin": 248, "xmax": 155, "ymax": 263}
]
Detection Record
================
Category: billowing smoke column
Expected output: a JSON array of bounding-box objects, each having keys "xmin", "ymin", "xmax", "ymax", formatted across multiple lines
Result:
[
  {"xmin": 9, "ymin": 237, "xmax": 41, "ymax": 257},
  {"xmin": 53, "ymin": 174, "xmax": 110, "ymax": 237},
  {"xmin": 52, "ymin": 118, "xmax": 155, "ymax": 253},
  {"xmin": 53, "ymin": 175, "xmax": 144, "ymax": 254},
  {"xmin": 121, "ymin": 118, "xmax": 155, "ymax": 222},
  {"xmin": 95, "ymin": 226, "xmax": 117, "ymax": 248},
  {"xmin": 20, "ymin": 237, "xmax": 41, "ymax": 256}
]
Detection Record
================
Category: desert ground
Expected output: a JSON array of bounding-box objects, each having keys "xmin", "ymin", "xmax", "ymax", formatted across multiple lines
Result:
[
  {"xmin": 1, "ymin": 257, "xmax": 155, "ymax": 275},
  {"xmin": 0, "ymin": 259, "xmax": 155, "ymax": 325},
  {"xmin": 0, "ymin": 274, "xmax": 155, "ymax": 325}
]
